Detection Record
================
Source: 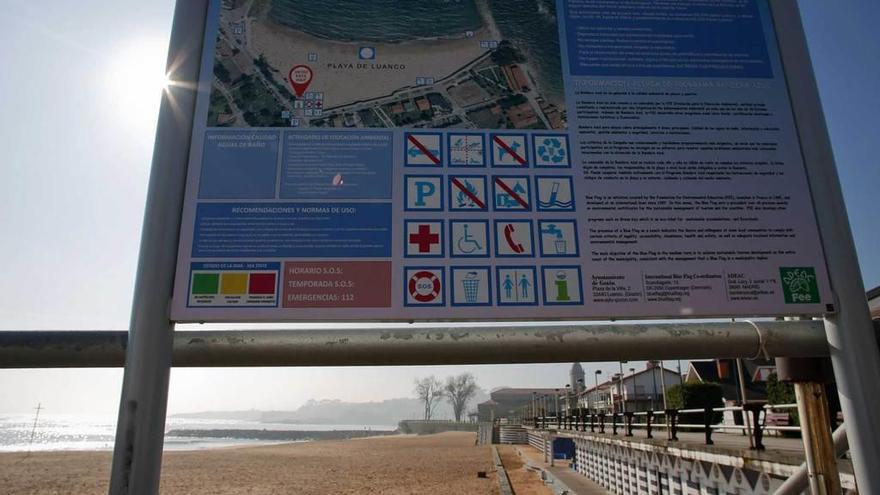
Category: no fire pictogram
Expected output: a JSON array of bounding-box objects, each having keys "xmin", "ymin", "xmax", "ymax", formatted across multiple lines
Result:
[{"xmin": 450, "ymin": 176, "xmax": 487, "ymax": 211}]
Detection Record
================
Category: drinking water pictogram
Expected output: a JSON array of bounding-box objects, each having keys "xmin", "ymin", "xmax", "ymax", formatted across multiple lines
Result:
[
  {"xmin": 540, "ymin": 223, "xmax": 567, "ymax": 254},
  {"xmin": 538, "ymin": 220, "xmax": 578, "ymax": 257}
]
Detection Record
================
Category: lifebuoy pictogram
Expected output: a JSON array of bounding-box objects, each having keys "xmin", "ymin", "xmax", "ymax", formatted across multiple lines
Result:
[{"xmin": 408, "ymin": 271, "xmax": 441, "ymax": 302}]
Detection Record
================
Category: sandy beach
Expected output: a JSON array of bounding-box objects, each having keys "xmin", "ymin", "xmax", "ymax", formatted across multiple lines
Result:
[
  {"xmin": 251, "ymin": 20, "xmax": 490, "ymax": 108},
  {"xmin": 0, "ymin": 432, "xmax": 499, "ymax": 495}
]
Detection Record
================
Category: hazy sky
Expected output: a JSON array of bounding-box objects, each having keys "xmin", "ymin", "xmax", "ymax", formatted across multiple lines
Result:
[{"xmin": 0, "ymin": 0, "xmax": 878, "ymax": 416}]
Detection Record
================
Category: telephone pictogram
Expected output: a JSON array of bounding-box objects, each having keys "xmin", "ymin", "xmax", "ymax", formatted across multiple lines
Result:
[{"xmin": 503, "ymin": 224, "xmax": 525, "ymax": 254}]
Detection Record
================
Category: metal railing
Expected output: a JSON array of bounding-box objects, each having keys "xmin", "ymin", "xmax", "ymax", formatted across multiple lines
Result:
[{"xmin": 523, "ymin": 402, "xmax": 809, "ymax": 450}]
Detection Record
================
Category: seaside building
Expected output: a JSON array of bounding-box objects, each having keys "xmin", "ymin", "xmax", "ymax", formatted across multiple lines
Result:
[
  {"xmin": 502, "ymin": 64, "xmax": 530, "ymax": 92},
  {"xmin": 476, "ymin": 387, "xmax": 559, "ymax": 422},
  {"xmin": 505, "ymin": 102, "xmax": 539, "ymax": 128},
  {"xmin": 685, "ymin": 358, "xmax": 773, "ymax": 404},
  {"xmin": 415, "ymin": 97, "xmax": 431, "ymax": 111},
  {"xmin": 868, "ymin": 285, "xmax": 880, "ymax": 319},
  {"xmin": 578, "ymin": 362, "xmax": 682, "ymax": 413}
]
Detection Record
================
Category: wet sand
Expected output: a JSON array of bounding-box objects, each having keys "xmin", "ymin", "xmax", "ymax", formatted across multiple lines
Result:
[{"xmin": 0, "ymin": 432, "xmax": 499, "ymax": 495}]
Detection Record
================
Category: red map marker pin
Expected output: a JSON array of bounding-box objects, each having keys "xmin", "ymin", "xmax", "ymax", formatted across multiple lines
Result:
[{"xmin": 288, "ymin": 65, "xmax": 313, "ymax": 97}]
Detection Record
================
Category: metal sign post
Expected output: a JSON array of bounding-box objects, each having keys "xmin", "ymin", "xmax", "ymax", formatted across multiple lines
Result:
[
  {"xmin": 107, "ymin": 1, "xmax": 209, "ymax": 493},
  {"xmin": 772, "ymin": 1, "xmax": 880, "ymax": 491},
  {"xmin": 98, "ymin": 0, "xmax": 880, "ymax": 493}
]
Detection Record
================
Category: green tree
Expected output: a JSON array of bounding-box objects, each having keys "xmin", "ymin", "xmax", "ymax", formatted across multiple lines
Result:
[
  {"xmin": 666, "ymin": 382, "xmax": 724, "ymax": 425},
  {"xmin": 490, "ymin": 41, "xmax": 526, "ymax": 65},
  {"xmin": 766, "ymin": 373, "xmax": 800, "ymax": 431}
]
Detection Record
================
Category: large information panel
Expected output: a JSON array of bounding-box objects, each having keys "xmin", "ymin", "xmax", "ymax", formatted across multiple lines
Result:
[{"xmin": 171, "ymin": 0, "xmax": 832, "ymax": 321}]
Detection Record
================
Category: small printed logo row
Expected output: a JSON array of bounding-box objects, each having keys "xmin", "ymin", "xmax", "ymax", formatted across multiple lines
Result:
[
  {"xmin": 405, "ymin": 219, "xmax": 579, "ymax": 259},
  {"xmin": 406, "ymin": 175, "xmax": 574, "ymax": 212},
  {"xmin": 405, "ymin": 266, "xmax": 584, "ymax": 307},
  {"xmin": 405, "ymin": 132, "xmax": 571, "ymax": 168}
]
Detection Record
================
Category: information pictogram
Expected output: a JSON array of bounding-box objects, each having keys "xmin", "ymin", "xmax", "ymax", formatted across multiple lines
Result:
[{"xmin": 541, "ymin": 266, "xmax": 583, "ymax": 305}]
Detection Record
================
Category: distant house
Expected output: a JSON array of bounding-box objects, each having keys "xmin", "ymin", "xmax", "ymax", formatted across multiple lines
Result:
[
  {"xmin": 476, "ymin": 387, "xmax": 560, "ymax": 422},
  {"xmin": 685, "ymin": 358, "xmax": 775, "ymax": 405},
  {"xmin": 686, "ymin": 358, "xmax": 778, "ymax": 426},
  {"xmin": 506, "ymin": 102, "xmax": 539, "ymax": 129},
  {"xmin": 415, "ymin": 97, "xmax": 431, "ymax": 111},
  {"xmin": 868, "ymin": 285, "xmax": 880, "ymax": 319},
  {"xmin": 502, "ymin": 64, "xmax": 530, "ymax": 92},
  {"xmin": 578, "ymin": 361, "xmax": 682, "ymax": 413}
]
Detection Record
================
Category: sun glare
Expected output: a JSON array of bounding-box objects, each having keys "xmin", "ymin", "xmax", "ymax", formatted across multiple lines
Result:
[{"xmin": 106, "ymin": 37, "xmax": 169, "ymax": 128}]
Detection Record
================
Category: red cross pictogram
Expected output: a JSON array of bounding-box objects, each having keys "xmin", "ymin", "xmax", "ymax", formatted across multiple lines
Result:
[{"xmin": 409, "ymin": 224, "xmax": 439, "ymax": 253}]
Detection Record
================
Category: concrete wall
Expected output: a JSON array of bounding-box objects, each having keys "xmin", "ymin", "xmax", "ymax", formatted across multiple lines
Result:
[{"xmin": 397, "ymin": 420, "xmax": 481, "ymax": 435}]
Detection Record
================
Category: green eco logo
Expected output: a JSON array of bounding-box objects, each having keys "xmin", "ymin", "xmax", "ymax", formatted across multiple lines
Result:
[{"xmin": 779, "ymin": 267, "xmax": 820, "ymax": 304}]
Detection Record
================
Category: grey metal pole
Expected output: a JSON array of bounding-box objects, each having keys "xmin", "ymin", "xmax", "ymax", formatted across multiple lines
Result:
[
  {"xmin": 651, "ymin": 365, "xmax": 657, "ymax": 411},
  {"xmin": 736, "ymin": 358, "xmax": 755, "ymax": 449},
  {"xmin": 108, "ymin": 0, "xmax": 208, "ymax": 493},
  {"xmin": 554, "ymin": 390, "xmax": 560, "ymax": 423},
  {"xmin": 2, "ymin": 321, "xmax": 829, "ymax": 368},
  {"xmin": 771, "ymin": 2, "xmax": 880, "ymax": 491},
  {"xmin": 777, "ymin": 425, "xmax": 848, "ymax": 495},
  {"xmin": 658, "ymin": 361, "xmax": 668, "ymax": 410}
]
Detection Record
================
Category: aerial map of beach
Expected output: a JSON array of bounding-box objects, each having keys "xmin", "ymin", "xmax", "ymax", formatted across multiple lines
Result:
[{"xmin": 208, "ymin": 0, "xmax": 567, "ymax": 129}]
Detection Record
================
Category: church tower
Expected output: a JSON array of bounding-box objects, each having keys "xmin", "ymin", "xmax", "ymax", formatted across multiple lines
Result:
[{"xmin": 570, "ymin": 362, "xmax": 585, "ymax": 393}]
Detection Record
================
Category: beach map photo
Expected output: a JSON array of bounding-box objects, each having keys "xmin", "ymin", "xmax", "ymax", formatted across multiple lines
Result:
[{"xmin": 207, "ymin": 0, "xmax": 567, "ymax": 130}]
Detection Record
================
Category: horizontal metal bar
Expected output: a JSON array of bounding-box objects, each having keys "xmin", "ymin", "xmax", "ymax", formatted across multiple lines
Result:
[{"xmin": 0, "ymin": 320, "xmax": 828, "ymax": 368}]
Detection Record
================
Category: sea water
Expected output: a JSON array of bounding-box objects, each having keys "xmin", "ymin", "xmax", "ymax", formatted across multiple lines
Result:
[
  {"xmin": 0, "ymin": 414, "xmax": 396, "ymax": 452},
  {"xmin": 269, "ymin": 0, "xmax": 484, "ymax": 43}
]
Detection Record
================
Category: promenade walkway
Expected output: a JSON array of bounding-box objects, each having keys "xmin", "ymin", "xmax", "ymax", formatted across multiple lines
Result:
[{"xmin": 515, "ymin": 444, "xmax": 611, "ymax": 495}]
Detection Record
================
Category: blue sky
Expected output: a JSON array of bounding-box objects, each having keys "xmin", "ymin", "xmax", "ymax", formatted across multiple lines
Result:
[{"xmin": 0, "ymin": 0, "xmax": 877, "ymax": 415}]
